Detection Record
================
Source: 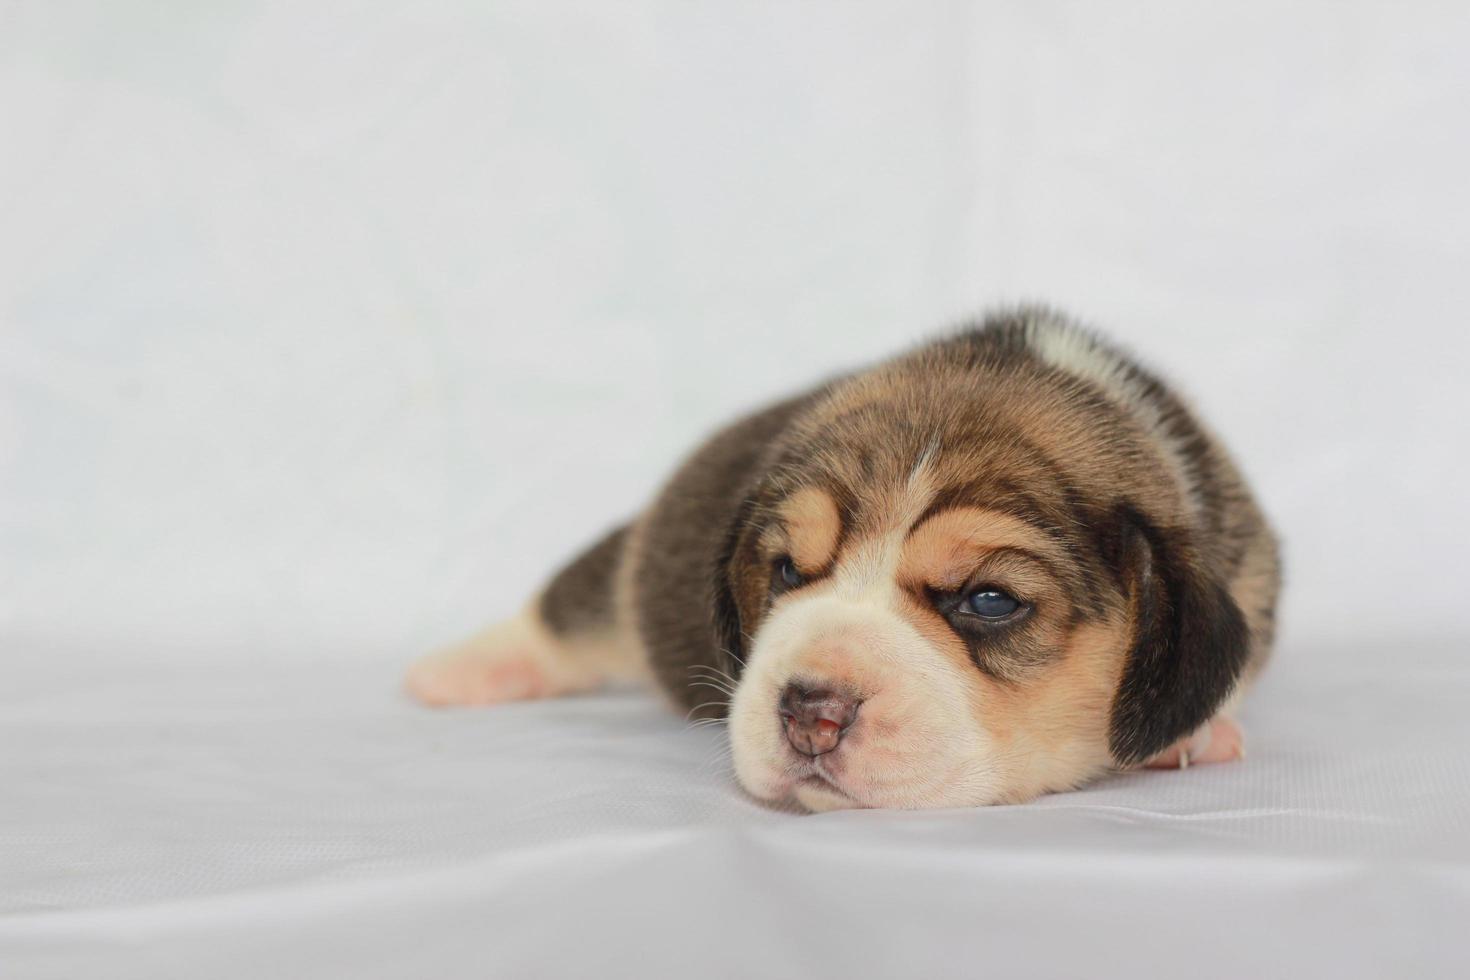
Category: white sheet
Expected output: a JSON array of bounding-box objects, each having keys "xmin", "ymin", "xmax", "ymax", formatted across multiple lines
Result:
[
  {"xmin": 5, "ymin": 2, "xmax": 1470, "ymax": 977},
  {"xmin": 3, "ymin": 644, "xmax": 1468, "ymax": 979}
]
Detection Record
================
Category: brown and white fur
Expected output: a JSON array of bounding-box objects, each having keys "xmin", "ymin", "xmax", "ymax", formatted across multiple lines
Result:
[{"xmin": 407, "ymin": 309, "xmax": 1281, "ymax": 812}]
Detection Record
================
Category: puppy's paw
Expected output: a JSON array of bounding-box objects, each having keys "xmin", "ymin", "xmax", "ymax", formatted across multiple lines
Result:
[
  {"xmin": 406, "ymin": 650, "xmax": 549, "ymax": 706},
  {"xmin": 1144, "ymin": 715, "xmax": 1245, "ymax": 769},
  {"xmin": 405, "ymin": 613, "xmax": 586, "ymax": 707}
]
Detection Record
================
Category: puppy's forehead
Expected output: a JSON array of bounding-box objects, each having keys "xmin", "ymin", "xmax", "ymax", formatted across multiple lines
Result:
[
  {"xmin": 761, "ymin": 468, "xmax": 934, "ymax": 564},
  {"xmin": 899, "ymin": 506, "xmax": 1063, "ymax": 587},
  {"xmin": 768, "ymin": 444, "xmax": 1073, "ymax": 551},
  {"xmin": 756, "ymin": 432, "xmax": 1110, "ymax": 619}
]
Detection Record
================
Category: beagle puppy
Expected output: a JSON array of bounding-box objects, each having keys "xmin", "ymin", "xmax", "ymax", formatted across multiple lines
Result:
[{"xmin": 407, "ymin": 308, "xmax": 1280, "ymax": 811}]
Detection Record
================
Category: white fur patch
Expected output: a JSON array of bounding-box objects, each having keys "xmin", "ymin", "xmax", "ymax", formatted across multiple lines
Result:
[{"xmin": 1024, "ymin": 315, "xmax": 1203, "ymax": 524}]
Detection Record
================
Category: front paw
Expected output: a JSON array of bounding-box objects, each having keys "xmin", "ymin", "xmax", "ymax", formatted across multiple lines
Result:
[
  {"xmin": 405, "ymin": 614, "xmax": 567, "ymax": 707},
  {"xmin": 405, "ymin": 650, "xmax": 551, "ymax": 706},
  {"xmin": 1143, "ymin": 715, "xmax": 1246, "ymax": 769}
]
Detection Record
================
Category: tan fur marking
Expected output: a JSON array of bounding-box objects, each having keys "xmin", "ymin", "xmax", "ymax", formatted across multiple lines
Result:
[
  {"xmin": 891, "ymin": 578, "xmax": 1126, "ymax": 800},
  {"xmin": 774, "ymin": 487, "xmax": 844, "ymax": 573},
  {"xmin": 610, "ymin": 513, "xmax": 654, "ymax": 678},
  {"xmin": 898, "ymin": 507, "xmax": 1064, "ymax": 592},
  {"xmin": 981, "ymin": 620, "xmax": 1127, "ymax": 796}
]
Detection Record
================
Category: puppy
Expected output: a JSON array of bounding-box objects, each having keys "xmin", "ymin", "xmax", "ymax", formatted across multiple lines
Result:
[{"xmin": 407, "ymin": 308, "xmax": 1280, "ymax": 811}]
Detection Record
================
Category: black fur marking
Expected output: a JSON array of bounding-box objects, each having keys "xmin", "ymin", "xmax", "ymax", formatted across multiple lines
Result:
[
  {"xmin": 940, "ymin": 313, "xmax": 1041, "ymax": 368},
  {"xmin": 711, "ymin": 493, "xmax": 761, "ymax": 680},
  {"xmin": 1108, "ymin": 508, "xmax": 1251, "ymax": 765}
]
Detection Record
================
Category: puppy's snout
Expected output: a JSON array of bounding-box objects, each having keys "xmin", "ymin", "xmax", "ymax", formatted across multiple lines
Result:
[{"xmin": 779, "ymin": 683, "xmax": 861, "ymax": 757}]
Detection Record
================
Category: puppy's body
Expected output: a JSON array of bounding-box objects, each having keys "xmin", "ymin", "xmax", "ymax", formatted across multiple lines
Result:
[{"xmin": 409, "ymin": 309, "xmax": 1279, "ymax": 810}]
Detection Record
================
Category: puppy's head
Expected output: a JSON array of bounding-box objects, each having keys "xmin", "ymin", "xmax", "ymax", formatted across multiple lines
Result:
[{"xmin": 717, "ymin": 350, "xmax": 1250, "ymax": 811}]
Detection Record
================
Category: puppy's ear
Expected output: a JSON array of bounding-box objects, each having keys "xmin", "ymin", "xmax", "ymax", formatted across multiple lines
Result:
[
  {"xmin": 1108, "ymin": 512, "xmax": 1252, "ymax": 766},
  {"xmin": 711, "ymin": 492, "xmax": 764, "ymax": 679}
]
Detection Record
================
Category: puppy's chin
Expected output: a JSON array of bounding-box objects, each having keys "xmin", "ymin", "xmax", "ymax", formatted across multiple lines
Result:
[{"xmin": 790, "ymin": 778, "xmax": 860, "ymax": 813}]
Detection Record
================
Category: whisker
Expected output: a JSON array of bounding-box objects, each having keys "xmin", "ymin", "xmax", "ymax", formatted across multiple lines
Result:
[
  {"xmin": 686, "ymin": 666, "xmax": 735, "ymax": 680},
  {"xmin": 688, "ymin": 670, "xmax": 739, "ymax": 693},
  {"xmin": 686, "ymin": 670, "xmax": 736, "ymax": 683},
  {"xmin": 687, "ymin": 676, "xmax": 736, "ymax": 689},
  {"xmin": 697, "ymin": 741, "xmax": 736, "ymax": 776},
  {"xmin": 688, "ymin": 664, "xmax": 739, "ymax": 681},
  {"xmin": 687, "ymin": 678, "xmax": 737, "ymax": 693},
  {"xmin": 684, "ymin": 703, "xmax": 729, "ymax": 723}
]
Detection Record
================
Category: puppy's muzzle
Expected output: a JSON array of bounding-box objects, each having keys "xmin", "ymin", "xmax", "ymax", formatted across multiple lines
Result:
[{"xmin": 779, "ymin": 683, "xmax": 861, "ymax": 757}]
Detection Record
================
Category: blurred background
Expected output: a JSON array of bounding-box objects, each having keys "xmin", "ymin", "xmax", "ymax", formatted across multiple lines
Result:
[{"xmin": 4, "ymin": 1, "xmax": 1468, "ymax": 669}]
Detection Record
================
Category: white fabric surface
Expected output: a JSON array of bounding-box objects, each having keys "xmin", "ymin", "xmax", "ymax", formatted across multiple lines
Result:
[
  {"xmin": 4, "ymin": 2, "xmax": 1470, "ymax": 978},
  {"xmin": 4, "ymin": 644, "xmax": 1468, "ymax": 979}
]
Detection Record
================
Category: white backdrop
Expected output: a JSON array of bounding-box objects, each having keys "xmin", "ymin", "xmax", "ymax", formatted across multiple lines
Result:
[
  {"xmin": 4, "ymin": 4, "xmax": 1470, "ymax": 978},
  {"xmin": 5, "ymin": 1, "xmax": 1468, "ymax": 661}
]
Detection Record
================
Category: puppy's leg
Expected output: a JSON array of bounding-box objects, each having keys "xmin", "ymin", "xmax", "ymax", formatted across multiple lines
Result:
[
  {"xmin": 405, "ymin": 524, "xmax": 648, "ymax": 706},
  {"xmin": 1143, "ymin": 715, "xmax": 1245, "ymax": 769}
]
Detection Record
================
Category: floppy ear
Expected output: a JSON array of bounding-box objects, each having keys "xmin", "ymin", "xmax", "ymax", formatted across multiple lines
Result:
[
  {"xmin": 711, "ymin": 491, "xmax": 765, "ymax": 681},
  {"xmin": 1108, "ymin": 513, "xmax": 1252, "ymax": 766}
]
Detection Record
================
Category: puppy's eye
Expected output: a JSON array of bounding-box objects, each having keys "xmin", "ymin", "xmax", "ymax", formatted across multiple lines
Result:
[
  {"xmin": 774, "ymin": 557, "xmax": 805, "ymax": 590},
  {"xmin": 965, "ymin": 588, "xmax": 1021, "ymax": 619}
]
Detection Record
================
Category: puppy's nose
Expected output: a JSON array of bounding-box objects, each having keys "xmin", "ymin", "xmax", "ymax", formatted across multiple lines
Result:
[{"xmin": 779, "ymin": 683, "xmax": 861, "ymax": 757}]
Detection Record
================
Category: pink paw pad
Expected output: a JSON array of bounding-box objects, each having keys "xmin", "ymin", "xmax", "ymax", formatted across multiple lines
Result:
[
  {"xmin": 1144, "ymin": 715, "xmax": 1246, "ymax": 770},
  {"xmin": 405, "ymin": 654, "xmax": 548, "ymax": 707}
]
